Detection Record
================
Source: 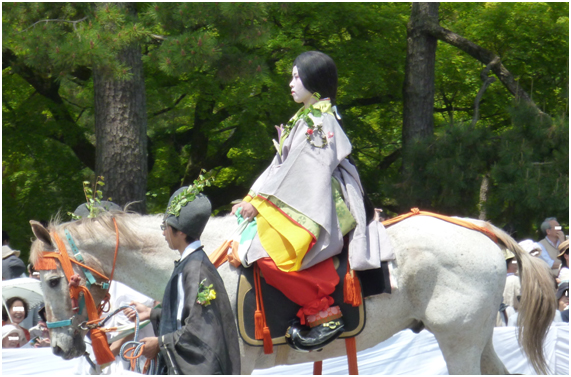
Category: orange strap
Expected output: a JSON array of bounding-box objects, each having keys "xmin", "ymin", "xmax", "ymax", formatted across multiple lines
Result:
[
  {"xmin": 345, "ymin": 337, "xmax": 359, "ymax": 375},
  {"xmin": 382, "ymin": 208, "xmax": 498, "ymax": 244},
  {"xmin": 40, "ymin": 252, "xmax": 109, "ymax": 281},
  {"xmin": 313, "ymin": 361, "xmax": 323, "ymax": 375},
  {"xmin": 209, "ymin": 239, "xmax": 232, "ymax": 268}
]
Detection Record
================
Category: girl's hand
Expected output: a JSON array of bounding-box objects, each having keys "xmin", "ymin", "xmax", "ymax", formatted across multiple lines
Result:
[{"xmin": 231, "ymin": 201, "xmax": 258, "ymax": 220}]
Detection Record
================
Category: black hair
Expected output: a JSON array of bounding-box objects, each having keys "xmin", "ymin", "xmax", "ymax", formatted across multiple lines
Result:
[
  {"xmin": 293, "ymin": 51, "xmax": 376, "ymax": 223},
  {"xmin": 2, "ymin": 297, "xmax": 29, "ymax": 322},
  {"xmin": 169, "ymin": 225, "xmax": 197, "ymax": 245},
  {"xmin": 38, "ymin": 306, "xmax": 47, "ymax": 322},
  {"xmin": 293, "ymin": 51, "xmax": 338, "ymax": 104},
  {"xmin": 2, "ymin": 230, "xmax": 9, "ymax": 245}
]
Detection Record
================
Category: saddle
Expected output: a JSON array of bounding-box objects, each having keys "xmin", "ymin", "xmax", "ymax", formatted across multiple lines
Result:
[{"xmin": 235, "ymin": 245, "xmax": 391, "ymax": 348}]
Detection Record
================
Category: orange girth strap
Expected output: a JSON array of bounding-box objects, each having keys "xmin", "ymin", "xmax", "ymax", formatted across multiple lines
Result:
[{"xmin": 382, "ymin": 208, "xmax": 498, "ymax": 244}]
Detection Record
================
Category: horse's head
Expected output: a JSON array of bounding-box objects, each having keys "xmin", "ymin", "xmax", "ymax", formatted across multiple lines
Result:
[{"xmin": 30, "ymin": 220, "xmax": 108, "ymax": 360}]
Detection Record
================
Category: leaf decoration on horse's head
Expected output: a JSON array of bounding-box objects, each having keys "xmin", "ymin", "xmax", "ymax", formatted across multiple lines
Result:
[{"xmin": 166, "ymin": 169, "xmax": 215, "ymax": 218}]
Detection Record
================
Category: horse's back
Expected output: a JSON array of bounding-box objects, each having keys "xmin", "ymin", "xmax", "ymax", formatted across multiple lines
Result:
[{"xmin": 386, "ymin": 216, "xmax": 506, "ymax": 329}]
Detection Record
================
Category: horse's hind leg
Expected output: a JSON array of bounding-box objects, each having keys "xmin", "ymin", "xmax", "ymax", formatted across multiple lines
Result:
[
  {"xmin": 480, "ymin": 336, "xmax": 509, "ymax": 375},
  {"xmin": 434, "ymin": 333, "xmax": 484, "ymax": 375}
]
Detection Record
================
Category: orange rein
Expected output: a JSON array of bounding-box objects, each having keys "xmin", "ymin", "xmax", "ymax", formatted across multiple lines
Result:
[{"xmin": 35, "ymin": 217, "xmax": 121, "ymax": 365}]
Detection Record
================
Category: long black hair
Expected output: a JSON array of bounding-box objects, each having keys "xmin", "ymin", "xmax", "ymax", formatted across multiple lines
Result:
[
  {"xmin": 293, "ymin": 51, "xmax": 338, "ymax": 104},
  {"xmin": 293, "ymin": 51, "xmax": 375, "ymax": 223}
]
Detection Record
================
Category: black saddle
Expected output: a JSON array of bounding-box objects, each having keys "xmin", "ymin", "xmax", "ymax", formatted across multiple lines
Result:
[{"xmin": 235, "ymin": 245, "xmax": 391, "ymax": 347}]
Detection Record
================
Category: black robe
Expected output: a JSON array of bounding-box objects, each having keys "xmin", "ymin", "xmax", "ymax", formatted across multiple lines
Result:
[{"xmin": 150, "ymin": 248, "xmax": 241, "ymax": 375}]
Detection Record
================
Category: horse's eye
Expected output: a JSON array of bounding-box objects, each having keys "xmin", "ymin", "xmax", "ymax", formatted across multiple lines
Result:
[{"xmin": 48, "ymin": 277, "xmax": 61, "ymax": 288}]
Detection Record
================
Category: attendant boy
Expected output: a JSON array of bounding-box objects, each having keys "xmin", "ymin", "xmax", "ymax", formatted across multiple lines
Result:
[{"xmin": 133, "ymin": 188, "xmax": 240, "ymax": 375}]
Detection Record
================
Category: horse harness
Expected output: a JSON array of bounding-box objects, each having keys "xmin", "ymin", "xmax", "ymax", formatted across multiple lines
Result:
[{"xmin": 34, "ymin": 218, "xmax": 121, "ymax": 365}]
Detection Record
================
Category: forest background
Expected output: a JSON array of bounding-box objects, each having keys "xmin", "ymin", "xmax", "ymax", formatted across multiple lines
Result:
[{"xmin": 2, "ymin": 2, "xmax": 569, "ymax": 262}]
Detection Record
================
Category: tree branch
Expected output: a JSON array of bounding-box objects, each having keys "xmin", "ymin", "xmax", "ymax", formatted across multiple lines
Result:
[
  {"xmin": 471, "ymin": 57, "xmax": 499, "ymax": 127},
  {"xmin": 337, "ymin": 95, "xmax": 396, "ymax": 111},
  {"xmin": 18, "ymin": 17, "xmax": 88, "ymax": 33},
  {"xmin": 421, "ymin": 20, "xmax": 545, "ymax": 116},
  {"xmin": 150, "ymin": 93, "xmax": 187, "ymax": 118},
  {"xmin": 377, "ymin": 148, "xmax": 402, "ymax": 170}
]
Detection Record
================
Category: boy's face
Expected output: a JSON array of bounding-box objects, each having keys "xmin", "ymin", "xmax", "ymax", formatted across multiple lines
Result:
[{"xmin": 162, "ymin": 222, "xmax": 186, "ymax": 252}]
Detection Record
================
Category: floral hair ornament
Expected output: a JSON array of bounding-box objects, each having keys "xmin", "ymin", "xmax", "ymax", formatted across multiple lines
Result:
[
  {"xmin": 196, "ymin": 279, "xmax": 217, "ymax": 306},
  {"xmin": 166, "ymin": 170, "xmax": 215, "ymax": 218}
]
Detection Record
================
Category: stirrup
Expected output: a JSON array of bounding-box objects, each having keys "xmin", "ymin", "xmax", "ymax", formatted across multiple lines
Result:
[{"xmin": 285, "ymin": 318, "xmax": 345, "ymax": 352}]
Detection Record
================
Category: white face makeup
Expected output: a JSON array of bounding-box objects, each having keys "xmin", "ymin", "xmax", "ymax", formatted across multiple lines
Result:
[{"xmin": 289, "ymin": 66, "xmax": 313, "ymax": 105}]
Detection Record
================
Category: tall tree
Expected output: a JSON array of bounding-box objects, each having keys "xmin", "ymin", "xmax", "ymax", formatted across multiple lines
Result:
[
  {"xmin": 402, "ymin": 2, "xmax": 439, "ymax": 156},
  {"xmin": 93, "ymin": 3, "xmax": 147, "ymax": 213}
]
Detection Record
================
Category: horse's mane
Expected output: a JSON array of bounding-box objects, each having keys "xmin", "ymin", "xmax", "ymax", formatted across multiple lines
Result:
[{"xmin": 30, "ymin": 211, "xmax": 163, "ymax": 264}]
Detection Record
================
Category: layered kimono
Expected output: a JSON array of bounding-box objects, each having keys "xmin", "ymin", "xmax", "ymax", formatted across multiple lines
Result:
[
  {"xmin": 150, "ymin": 247, "xmax": 241, "ymax": 375},
  {"xmin": 242, "ymin": 100, "xmax": 393, "ymax": 274}
]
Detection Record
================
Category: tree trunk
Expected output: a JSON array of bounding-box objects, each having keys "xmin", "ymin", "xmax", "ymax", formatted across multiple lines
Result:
[
  {"xmin": 402, "ymin": 2, "xmax": 439, "ymax": 167},
  {"xmin": 478, "ymin": 174, "xmax": 490, "ymax": 220},
  {"xmin": 93, "ymin": 3, "xmax": 147, "ymax": 213}
]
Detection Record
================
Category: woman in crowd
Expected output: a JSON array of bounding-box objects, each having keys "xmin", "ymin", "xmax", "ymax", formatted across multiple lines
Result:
[{"xmin": 2, "ymin": 297, "xmax": 31, "ymax": 342}]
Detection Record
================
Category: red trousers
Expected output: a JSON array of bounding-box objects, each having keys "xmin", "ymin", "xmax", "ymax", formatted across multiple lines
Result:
[{"xmin": 257, "ymin": 257, "xmax": 339, "ymax": 324}]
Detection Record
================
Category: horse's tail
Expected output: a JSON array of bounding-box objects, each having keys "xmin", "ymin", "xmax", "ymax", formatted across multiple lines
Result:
[{"xmin": 479, "ymin": 222, "xmax": 556, "ymax": 375}]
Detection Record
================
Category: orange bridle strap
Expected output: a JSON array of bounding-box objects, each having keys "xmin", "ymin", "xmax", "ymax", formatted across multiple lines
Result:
[{"xmin": 37, "ymin": 217, "xmax": 122, "ymax": 317}]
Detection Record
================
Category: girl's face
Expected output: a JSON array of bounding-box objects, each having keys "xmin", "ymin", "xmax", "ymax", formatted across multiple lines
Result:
[
  {"xmin": 9, "ymin": 300, "xmax": 26, "ymax": 325},
  {"xmin": 290, "ymin": 66, "xmax": 313, "ymax": 106}
]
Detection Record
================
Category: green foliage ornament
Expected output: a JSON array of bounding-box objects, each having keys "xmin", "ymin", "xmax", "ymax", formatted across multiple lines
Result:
[
  {"xmin": 67, "ymin": 176, "xmax": 111, "ymax": 220},
  {"xmin": 166, "ymin": 169, "xmax": 215, "ymax": 218}
]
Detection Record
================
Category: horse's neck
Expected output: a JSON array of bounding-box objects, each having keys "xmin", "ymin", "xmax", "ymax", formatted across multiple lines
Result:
[
  {"xmin": 75, "ymin": 215, "xmax": 179, "ymax": 301},
  {"xmin": 76, "ymin": 213, "xmax": 240, "ymax": 301}
]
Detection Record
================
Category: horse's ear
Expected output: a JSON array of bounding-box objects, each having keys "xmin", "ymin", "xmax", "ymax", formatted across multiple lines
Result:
[{"xmin": 30, "ymin": 220, "xmax": 55, "ymax": 250}]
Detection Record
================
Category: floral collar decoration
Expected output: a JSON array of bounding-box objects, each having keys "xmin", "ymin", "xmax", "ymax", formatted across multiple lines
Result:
[{"xmin": 282, "ymin": 94, "xmax": 336, "ymax": 149}]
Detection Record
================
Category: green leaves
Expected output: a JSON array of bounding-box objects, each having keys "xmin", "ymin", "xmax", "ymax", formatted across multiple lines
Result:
[{"xmin": 166, "ymin": 169, "xmax": 215, "ymax": 217}]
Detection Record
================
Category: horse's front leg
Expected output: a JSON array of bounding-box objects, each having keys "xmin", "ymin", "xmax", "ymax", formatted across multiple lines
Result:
[{"xmin": 240, "ymin": 342, "xmax": 263, "ymax": 375}]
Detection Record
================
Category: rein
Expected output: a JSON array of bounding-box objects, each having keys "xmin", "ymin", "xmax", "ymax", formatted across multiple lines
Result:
[{"xmin": 35, "ymin": 217, "xmax": 121, "ymax": 365}]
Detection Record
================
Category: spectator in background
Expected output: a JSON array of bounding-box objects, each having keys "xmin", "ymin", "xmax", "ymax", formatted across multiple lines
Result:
[
  {"xmin": 518, "ymin": 239, "xmax": 542, "ymax": 257},
  {"xmin": 557, "ymin": 240, "xmax": 569, "ymax": 284},
  {"xmin": 2, "ymin": 324, "xmax": 27, "ymax": 348},
  {"xmin": 28, "ymin": 306, "xmax": 50, "ymax": 347},
  {"xmin": 27, "ymin": 264, "xmax": 40, "ymax": 280},
  {"xmin": 2, "ymin": 297, "xmax": 31, "ymax": 342},
  {"xmin": 503, "ymin": 249, "xmax": 520, "ymax": 310},
  {"xmin": 556, "ymin": 282, "xmax": 569, "ymax": 323},
  {"xmin": 537, "ymin": 217, "xmax": 566, "ymax": 277},
  {"xmin": 497, "ymin": 249, "xmax": 519, "ymax": 326},
  {"xmin": 2, "ymin": 245, "xmax": 26, "ymax": 280}
]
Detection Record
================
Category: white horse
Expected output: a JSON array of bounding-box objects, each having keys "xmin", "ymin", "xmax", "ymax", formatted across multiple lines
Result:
[{"xmin": 30, "ymin": 211, "xmax": 556, "ymax": 374}]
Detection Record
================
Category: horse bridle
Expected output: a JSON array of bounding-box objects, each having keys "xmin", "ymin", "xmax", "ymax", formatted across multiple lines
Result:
[{"xmin": 35, "ymin": 218, "xmax": 120, "ymax": 332}]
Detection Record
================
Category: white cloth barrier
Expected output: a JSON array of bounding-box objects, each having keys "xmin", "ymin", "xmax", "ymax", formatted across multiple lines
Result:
[{"xmin": 2, "ymin": 323, "xmax": 568, "ymax": 375}]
